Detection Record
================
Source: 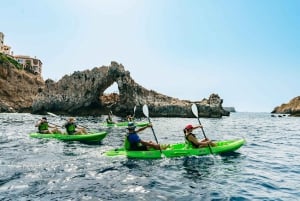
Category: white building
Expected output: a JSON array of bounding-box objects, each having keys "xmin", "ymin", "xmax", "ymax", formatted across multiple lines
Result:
[
  {"xmin": 0, "ymin": 32, "xmax": 42, "ymax": 75},
  {"xmin": 14, "ymin": 55, "xmax": 42, "ymax": 75}
]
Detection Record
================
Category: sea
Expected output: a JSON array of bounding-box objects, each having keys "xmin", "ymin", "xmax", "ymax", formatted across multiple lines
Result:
[{"xmin": 0, "ymin": 112, "xmax": 299, "ymax": 201}]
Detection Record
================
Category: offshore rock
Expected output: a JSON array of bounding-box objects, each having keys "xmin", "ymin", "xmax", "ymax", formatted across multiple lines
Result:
[
  {"xmin": 0, "ymin": 54, "xmax": 44, "ymax": 112},
  {"xmin": 32, "ymin": 62, "xmax": 229, "ymax": 118},
  {"xmin": 272, "ymin": 96, "xmax": 300, "ymax": 117}
]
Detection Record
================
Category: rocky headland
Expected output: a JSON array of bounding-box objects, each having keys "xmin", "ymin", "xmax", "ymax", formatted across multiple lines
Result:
[
  {"xmin": 272, "ymin": 96, "xmax": 300, "ymax": 117},
  {"xmin": 0, "ymin": 54, "xmax": 229, "ymax": 118},
  {"xmin": 0, "ymin": 53, "xmax": 44, "ymax": 112}
]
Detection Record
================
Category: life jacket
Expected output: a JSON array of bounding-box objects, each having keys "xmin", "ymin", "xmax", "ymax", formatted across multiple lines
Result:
[
  {"xmin": 38, "ymin": 122, "xmax": 49, "ymax": 132},
  {"xmin": 185, "ymin": 133, "xmax": 198, "ymax": 148},
  {"xmin": 65, "ymin": 122, "xmax": 76, "ymax": 134},
  {"xmin": 125, "ymin": 132, "xmax": 144, "ymax": 150}
]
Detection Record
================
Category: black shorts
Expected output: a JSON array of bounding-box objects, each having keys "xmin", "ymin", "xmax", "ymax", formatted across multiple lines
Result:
[{"xmin": 130, "ymin": 145, "xmax": 148, "ymax": 151}]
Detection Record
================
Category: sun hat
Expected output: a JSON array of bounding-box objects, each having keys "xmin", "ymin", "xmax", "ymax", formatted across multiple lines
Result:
[
  {"xmin": 69, "ymin": 117, "xmax": 76, "ymax": 121},
  {"xmin": 127, "ymin": 122, "xmax": 136, "ymax": 130},
  {"xmin": 185, "ymin": 124, "xmax": 193, "ymax": 130}
]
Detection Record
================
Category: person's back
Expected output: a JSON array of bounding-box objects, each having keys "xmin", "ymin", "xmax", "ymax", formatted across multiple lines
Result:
[
  {"xmin": 38, "ymin": 122, "xmax": 49, "ymax": 134},
  {"xmin": 126, "ymin": 123, "xmax": 148, "ymax": 151},
  {"xmin": 64, "ymin": 118, "xmax": 77, "ymax": 135},
  {"xmin": 36, "ymin": 117, "xmax": 51, "ymax": 134}
]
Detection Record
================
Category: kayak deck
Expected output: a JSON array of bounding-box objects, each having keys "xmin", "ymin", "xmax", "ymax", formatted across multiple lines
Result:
[
  {"xmin": 105, "ymin": 139, "xmax": 245, "ymax": 159},
  {"xmin": 29, "ymin": 132, "xmax": 107, "ymax": 143}
]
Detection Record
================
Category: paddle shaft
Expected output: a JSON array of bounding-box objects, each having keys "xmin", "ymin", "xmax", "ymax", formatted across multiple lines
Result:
[
  {"xmin": 47, "ymin": 112, "xmax": 88, "ymax": 129},
  {"xmin": 142, "ymin": 104, "xmax": 162, "ymax": 153},
  {"xmin": 196, "ymin": 117, "xmax": 213, "ymax": 154},
  {"xmin": 146, "ymin": 117, "xmax": 159, "ymax": 145}
]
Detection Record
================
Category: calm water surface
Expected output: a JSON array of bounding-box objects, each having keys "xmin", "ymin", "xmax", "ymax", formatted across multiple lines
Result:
[{"xmin": 0, "ymin": 112, "xmax": 299, "ymax": 200}]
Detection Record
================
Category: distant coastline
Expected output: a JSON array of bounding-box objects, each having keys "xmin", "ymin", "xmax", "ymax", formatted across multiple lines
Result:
[{"xmin": 223, "ymin": 107, "xmax": 236, "ymax": 112}]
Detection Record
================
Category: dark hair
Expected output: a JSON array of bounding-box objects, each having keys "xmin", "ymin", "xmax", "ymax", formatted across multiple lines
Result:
[{"xmin": 42, "ymin": 117, "xmax": 47, "ymax": 120}]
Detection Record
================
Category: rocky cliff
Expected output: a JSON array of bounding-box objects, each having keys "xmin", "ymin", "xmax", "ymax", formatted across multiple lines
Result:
[
  {"xmin": 32, "ymin": 61, "xmax": 229, "ymax": 117},
  {"xmin": 0, "ymin": 53, "xmax": 44, "ymax": 112},
  {"xmin": 272, "ymin": 96, "xmax": 300, "ymax": 116},
  {"xmin": 0, "ymin": 53, "xmax": 229, "ymax": 117}
]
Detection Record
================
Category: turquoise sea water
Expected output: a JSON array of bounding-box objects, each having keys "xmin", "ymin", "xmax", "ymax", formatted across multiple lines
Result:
[{"xmin": 0, "ymin": 112, "xmax": 299, "ymax": 200}]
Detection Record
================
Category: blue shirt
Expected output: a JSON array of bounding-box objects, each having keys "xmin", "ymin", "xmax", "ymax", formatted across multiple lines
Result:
[{"xmin": 127, "ymin": 132, "xmax": 141, "ymax": 144}]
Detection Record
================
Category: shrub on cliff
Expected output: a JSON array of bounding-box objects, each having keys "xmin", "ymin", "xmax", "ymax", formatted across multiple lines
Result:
[{"xmin": 0, "ymin": 53, "xmax": 22, "ymax": 70}]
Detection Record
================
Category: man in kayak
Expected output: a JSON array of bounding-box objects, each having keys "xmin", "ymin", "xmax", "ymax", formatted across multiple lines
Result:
[
  {"xmin": 106, "ymin": 112, "xmax": 114, "ymax": 124},
  {"xmin": 126, "ymin": 122, "xmax": 167, "ymax": 151},
  {"xmin": 63, "ymin": 117, "xmax": 87, "ymax": 135},
  {"xmin": 35, "ymin": 117, "xmax": 62, "ymax": 134},
  {"xmin": 184, "ymin": 124, "xmax": 216, "ymax": 148}
]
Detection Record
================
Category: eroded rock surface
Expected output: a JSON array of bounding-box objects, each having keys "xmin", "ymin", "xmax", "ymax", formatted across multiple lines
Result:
[
  {"xmin": 272, "ymin": 96, "xmax": 300, "ymax": 116},
  {"xmin": 32, "ymin": 62, "xmax": 229, "ymax": 117}
]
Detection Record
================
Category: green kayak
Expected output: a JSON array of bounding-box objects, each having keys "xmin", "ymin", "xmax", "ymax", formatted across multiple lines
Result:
[
  {"xmin": 100, "ymin": 121, "xmax": 149, "ymax": 128},
  {"xmin": 105, "ymin": 139, "xmax": 245, "ymax": 159},
  {"xmin": 29, "ymin": 132, "xmax": 107, "ymax": 144}
]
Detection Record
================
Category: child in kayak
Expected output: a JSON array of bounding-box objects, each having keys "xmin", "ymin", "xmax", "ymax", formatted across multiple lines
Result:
[
  {"xmin": 35, "ymin": 117, "xmax": 62, "ymax": 134},
  {"xmin": 63, "ymin": 117, "xmax": 87, "ymax": 135},
  {"xmin": 126, "ymin": 122, "xmax": 168, "ymax": 151},
  {"xmin": 184, "ymin": 124, "xmax": 216, "ymax": 148}
]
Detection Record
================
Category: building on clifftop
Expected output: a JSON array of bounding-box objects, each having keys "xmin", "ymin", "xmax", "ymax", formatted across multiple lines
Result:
[{"xmin": 0, "ymin": 32, "xmax": 42, "ymax": 75}]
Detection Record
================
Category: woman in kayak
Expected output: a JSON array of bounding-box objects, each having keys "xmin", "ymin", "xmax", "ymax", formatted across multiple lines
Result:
[
  {"xmin": 126, "ymin": 122, "xmax": 167, "ymax": 151},
  {"xmin": 63, "ymin": 117, "xmax": 87, "ymax": 135},
  {"xmin": 35, "ymin": 117, "xmax": 62, "ymax": 134},
  {"xmin": 184, "ymin": 124, "xmax": 216, "ymax": 148}
]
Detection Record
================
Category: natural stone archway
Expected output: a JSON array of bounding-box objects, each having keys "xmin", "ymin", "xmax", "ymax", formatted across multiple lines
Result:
[{"xmin": 32, "ymin": 61, "xmax": 229, "ymax": 117}]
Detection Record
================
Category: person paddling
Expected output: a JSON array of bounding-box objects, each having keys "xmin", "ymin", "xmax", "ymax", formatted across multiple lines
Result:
[
  {"xmin": 63, "ymin": 117, "xmax": 87, "ymax": 135},
  {"xmin": 35, "ymin": 117, "xmax": 62, "ymax": 134},
  {"xmin": 106, "ymin": 113, "xmax": 114, "ymax": 124},
  {"xmin": 125, "ymin": 122, "xmax": 168, "ymax": 151},
  {"xmin": 184, "ymin": 124, "xmax": 216, "ymax": 148}
]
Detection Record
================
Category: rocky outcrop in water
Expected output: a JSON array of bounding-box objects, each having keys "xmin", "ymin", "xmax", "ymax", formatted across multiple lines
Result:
[
  {"xmin": 0, "ymin": 53, "xmax": 44, "ymax": 112},
  {"xmin": 272, "ymin": 96, "xmax": 300, "ymax": 117},
  {"xmin": 32, "ymin": 62, "xmax": 229, "ymax": 117},
  {"xmin": 0, "ymin": 52, "xmax": 229, "ymax": 117}
]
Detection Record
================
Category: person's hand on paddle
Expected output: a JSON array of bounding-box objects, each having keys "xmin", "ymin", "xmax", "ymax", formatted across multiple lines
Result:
[{"xmin": 147, "ymin": 123, "xmax": 153, "ymax": 128}]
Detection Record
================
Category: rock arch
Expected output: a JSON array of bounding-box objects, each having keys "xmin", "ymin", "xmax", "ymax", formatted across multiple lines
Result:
[{"xmin": 32, "ymin": 61, "xmax": 229, "ymax": 117}]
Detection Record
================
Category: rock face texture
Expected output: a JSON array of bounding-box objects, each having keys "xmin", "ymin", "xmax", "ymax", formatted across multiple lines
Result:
[
  {"xmin": 0, "ymin": 54, "xmax": 44, "ymax": 112},
  {"xmin": 0, "ymin": 53, "xmax": 229, "ymax": 118},
  {"xmin": 32, "ymin": 62, "xmax": 229, "ymax": 117},
  {"xmin": 272, "ymin": 96, "xmax": 300, "ymax": 116}
]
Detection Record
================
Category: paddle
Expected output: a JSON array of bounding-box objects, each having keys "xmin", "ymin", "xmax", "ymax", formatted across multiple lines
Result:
[
  {"xmin": 191, "ymin": 103, "xmax": 213, "ymax": 154},
  {"xmin": 133, "ymin": 105, "xmax": 137, "ymax": 119},
  {"xmin": 47, "ymin": 112, "xmax": 89, "ymax": 129},
  {"xmin": 142, "ymin": 104, "xmax": 162, "ymax": 153}
]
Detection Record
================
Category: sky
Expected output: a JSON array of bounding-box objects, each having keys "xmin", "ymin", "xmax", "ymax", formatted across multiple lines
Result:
[{"xmin": 1, "ymin": 0, "xmax": 299, "ymax": 112}]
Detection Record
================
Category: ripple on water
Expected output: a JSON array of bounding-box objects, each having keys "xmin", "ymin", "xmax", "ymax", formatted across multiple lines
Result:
[{"xmin": 0, "ymin": 113, "xmax": 300, "ymax": 200}]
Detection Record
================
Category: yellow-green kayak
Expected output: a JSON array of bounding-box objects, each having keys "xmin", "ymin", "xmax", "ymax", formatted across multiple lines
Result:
[{"xmin": 105, "ymin": 139, "xmax": 245, "ymax": 159}]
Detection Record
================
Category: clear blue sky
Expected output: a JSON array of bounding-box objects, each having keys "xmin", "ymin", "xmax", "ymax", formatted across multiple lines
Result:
[{"xmin": 1, "ymin": 0, "xmax": 299, "ymax": 112}]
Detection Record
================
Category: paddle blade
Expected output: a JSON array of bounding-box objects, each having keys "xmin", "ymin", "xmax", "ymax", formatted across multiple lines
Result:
[
  {"xmin": 142, "ymin": 104, "xmax": 149, "ymax": 118},
  {"xmin": 47, "ymin": 112, "xmax": 58, "ymax": 117},
  {"xmin": 191, "ymin": 104, "xmax": 199, "ymax": 118},
  {"xmin": 133, "ymin": 105, "xmax": 137, "ymax": 114}
]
